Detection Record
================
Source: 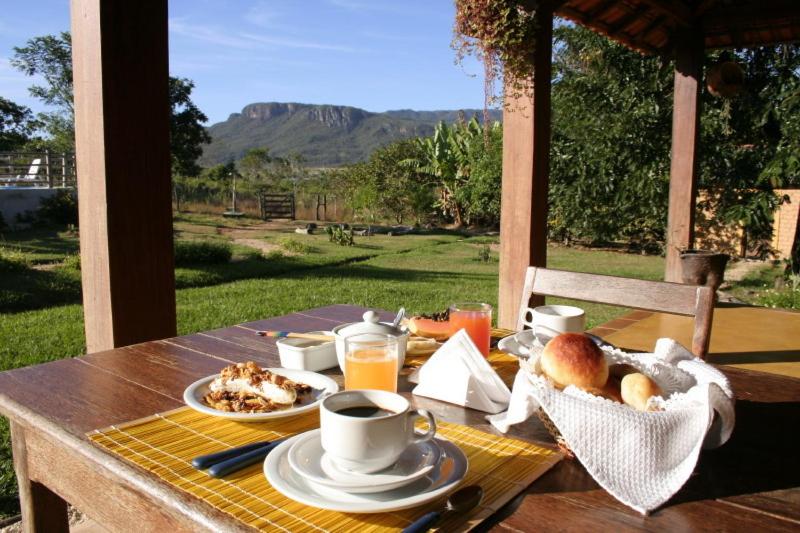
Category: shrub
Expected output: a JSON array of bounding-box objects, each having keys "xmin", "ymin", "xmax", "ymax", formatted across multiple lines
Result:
[
  {"xmin": 325, "ymin": 225, "xmax": 354, "ymax": 246},
  {"xmin": 277, "ymin": 237, "xmax": 313, "ymax": 254},
  {"xmin": 265, "ymin": 249, "xmax": 286, "ymax": 261},
  {"xmin": 758, "ymin": 288, "xmax": 800, "ymax": 309},
  {"xmin": 758, "ymin": 273, "xmax": 800, "ymax": 309},
  {"xmin": 174, "ymin": 240, "xmax": 232, "ymax": 266},
  {"xmin": 62, "ymin": 254, "xmax": 81, "ymax": 271},
  {"xmin": 476, "ymin": 243, "xmax": 492, "ymax": 263},
  {"xmin": 0, "ymin": 248, "xmax": 30, "ymax": 272},
  {"xmin": 38, "ymin": 190, "xmax": 79, "ymax": 227}
]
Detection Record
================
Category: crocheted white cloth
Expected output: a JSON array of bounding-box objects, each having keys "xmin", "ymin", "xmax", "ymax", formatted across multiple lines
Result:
[{"xmin": 488, "ymin": 338, "xmax": 735, "ymax": 514}]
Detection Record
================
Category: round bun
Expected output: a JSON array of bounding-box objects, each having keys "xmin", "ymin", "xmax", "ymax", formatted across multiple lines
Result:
[
  {"xmin": 541, "ymin": 333, "xmax": 608, "ymax": 390},
  {"xmin": 587, "ymin": 378, "xmax": 623, "ymax": 403},
  {"xmin": 621, "ymin": 373, "xmax": 663, "ymax": 411}
]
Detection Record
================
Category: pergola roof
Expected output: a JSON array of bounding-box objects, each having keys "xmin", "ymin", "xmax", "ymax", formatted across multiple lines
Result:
[{"xmin": 555, "ymin": 0, "xmax": 800, "ymax": 55}]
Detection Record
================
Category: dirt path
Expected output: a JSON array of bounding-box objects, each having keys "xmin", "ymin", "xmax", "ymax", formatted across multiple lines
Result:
[
  {"xmin": 233, "ymin": 238, "xmax": 287, "ymax": 255},
  {"xmin": 724, "ymin": 259, "xmax": 770, "ymax": 282}
]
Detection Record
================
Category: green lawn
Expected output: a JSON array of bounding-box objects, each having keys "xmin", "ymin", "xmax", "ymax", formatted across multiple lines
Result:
[{"xmin": 0, "ymin": 214, "xmax": 669, "ymax": 518}]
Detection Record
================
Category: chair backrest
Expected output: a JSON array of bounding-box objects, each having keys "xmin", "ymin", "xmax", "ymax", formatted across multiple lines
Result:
[{"xmin": 516, "ymin": 267, "xmax": 716, "ymax": 358}]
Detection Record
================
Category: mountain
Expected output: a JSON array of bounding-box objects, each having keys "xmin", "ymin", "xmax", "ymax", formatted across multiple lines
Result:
[{"xmin": 200, "ymin": 102, "xmax": 502, "ymax": 167}]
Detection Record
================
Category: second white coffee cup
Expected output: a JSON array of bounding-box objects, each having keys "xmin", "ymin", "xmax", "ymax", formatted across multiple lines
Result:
[
  {"xmin": 320, "ymin": 389, "xmax": 436, "ymax": 474},
  {"xmin": 530, "ymin": 305, "xmax": 585, "ymax": 338}
]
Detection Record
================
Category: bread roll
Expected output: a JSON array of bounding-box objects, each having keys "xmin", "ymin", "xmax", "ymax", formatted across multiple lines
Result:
[
  {"xmin": 609, "ymin": 363, "xmax": 639, "ymax": 379},
  {"xmin": 541, "ymin": 333, "xmax": 608, "ymax": 390},
  {"xmin": 621, "ymin": 373, "xmax": 663, "ymax": 411},
  {"xmin": 586, "ymin": 378, "xmax": 623, "ymax": 403}
]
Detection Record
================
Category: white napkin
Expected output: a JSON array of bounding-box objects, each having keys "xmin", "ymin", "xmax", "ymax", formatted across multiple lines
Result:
[
  {"xmin": 487, "ymin": 338, "xmax": 735, "ymax": 514},
  {"xmin": 412, "ymin": 329, "xmax": 511, "ymax": 414}
]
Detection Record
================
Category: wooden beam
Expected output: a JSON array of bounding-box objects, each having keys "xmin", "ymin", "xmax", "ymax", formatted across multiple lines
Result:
[
  {"xmin": 703, "ymin": 0, "xmax": 800, "ymax": 31},
  {"xmin": 693, "ymin": 0, "xmax": 718, "ymax": 18},
  {"xmin": 638, "ymin": 0, "xmax": 693, "ymax": 27},
  {"xmin": 665, "ymin": 27, "xmax": 704, "ymax": 282},
  {"xmin": 558, "ymin": 5, "xmax": 661, "ymax": 55},
  {"xmin": 71, "ymin": 0, "xmax": 176, "ymax": 352},
  {"xmin": 608, "ymin": 5, "xmax": 653, "ymax": 36},
  {"xmin": 498, "ymin": 8, "xmax": 553, "ymax": 329}
]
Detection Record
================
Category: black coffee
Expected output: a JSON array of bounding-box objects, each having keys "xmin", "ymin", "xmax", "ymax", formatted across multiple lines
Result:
[{"xmin": 335, "ymin": 406, "xmax": 394, "ymax": 418}]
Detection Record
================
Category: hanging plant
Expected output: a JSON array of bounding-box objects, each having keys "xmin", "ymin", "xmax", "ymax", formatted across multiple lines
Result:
[
  {"xmin": 452, "ymin": 0, "xmax": 539, "ymax": 125},
  {"xmin": 707, "ymin": 61, "xmax": 745, "ymax": 98}
]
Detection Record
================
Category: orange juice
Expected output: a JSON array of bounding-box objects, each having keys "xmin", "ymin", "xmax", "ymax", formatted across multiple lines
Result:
[
  {"xmin": 345, "ymin": 348, "xmax": 397, "ymax": 392},
  {"xmin": 450, "ymin": 304, "xmax": 492, "ymax": 357}
]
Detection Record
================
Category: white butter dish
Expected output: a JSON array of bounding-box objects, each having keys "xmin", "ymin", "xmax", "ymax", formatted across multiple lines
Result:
[{"xmin": 277, "ymin": 331, "xmax": 338, "ymax": 372}]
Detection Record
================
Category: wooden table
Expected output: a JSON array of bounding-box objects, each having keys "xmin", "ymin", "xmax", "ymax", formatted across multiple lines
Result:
[{"xmin": 1, "ymin": 305, "xmax": 798, "ymax": 532}]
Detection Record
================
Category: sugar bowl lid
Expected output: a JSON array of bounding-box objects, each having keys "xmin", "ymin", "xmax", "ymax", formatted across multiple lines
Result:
[{"xmin": 333, "ymin": 311, "xmax": 405, "ymax": 337}]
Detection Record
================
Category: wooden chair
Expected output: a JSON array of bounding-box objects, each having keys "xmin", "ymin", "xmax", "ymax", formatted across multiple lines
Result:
[{"xmin": 516, "ymin": 267, "xmax": 716, "ymax": 358}]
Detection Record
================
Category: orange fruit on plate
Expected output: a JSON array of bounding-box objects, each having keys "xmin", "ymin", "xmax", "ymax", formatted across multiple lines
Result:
[{"xmin": 406, "ymin": 310, "xmax": 451, "ymax": 341}]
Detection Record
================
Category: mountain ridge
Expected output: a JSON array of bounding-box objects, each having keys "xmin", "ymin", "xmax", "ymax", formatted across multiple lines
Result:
[{"xmin": 200, "ymin": 102, "xmax": 502, "ymax": 167}]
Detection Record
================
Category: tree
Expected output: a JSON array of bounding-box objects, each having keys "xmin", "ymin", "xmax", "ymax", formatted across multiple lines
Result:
[
  {"xmin": 548, "ymin": 26, "xmax": 800, "ymax": 254},
  {"xmin": 12, "ymin": 32, "xmax": 210, "ymax": 174},
  {"xmin": 458, "ymin": 121, "xmax": 503, "ymax": 226},
  {"xmin": 0, "ymin": 97, "xmax": 38, "ymax": 151},
  {"xmin": 237, "ymin": 148, "xmax": 295, "ymax": 192},
  {"xmin": 698, "ymin": 46, "xmax": 800, "ymax": 257},
  {"xmin": 549, "ymin": 25, "xmax": 673, "ymax": 247},
  {"xmin": 11, "ymin": 32, "xmax": 74, "ymax": 151},
  {"xmin": 170, "ymin": 77, "xmax": 211, "ymax": 177}
]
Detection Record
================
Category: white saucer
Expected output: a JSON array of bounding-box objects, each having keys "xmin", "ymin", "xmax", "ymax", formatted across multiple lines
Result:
[
  {"xmin": 265, "ymin": 433, "xmax": 468, "ymax": 513},
  {"xmin": 183, "ymin": 368, "xmax": 338, "ymax": 422},
  {"xmin": 498, "ymin": 330, "xmax": 612, "ymax": 358},
  {"xmin": 287, "ymin": 429, "xmax": 441, "ymax": 493}
]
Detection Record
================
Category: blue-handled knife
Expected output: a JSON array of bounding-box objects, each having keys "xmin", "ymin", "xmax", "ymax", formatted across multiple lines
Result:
[
  {"xmin": 206, "ymin": 439, "xmax": 286, "ymax": 478},
  {"xmin": 191, "ymin": 440, "xmax": 272, "ymax": 469}
]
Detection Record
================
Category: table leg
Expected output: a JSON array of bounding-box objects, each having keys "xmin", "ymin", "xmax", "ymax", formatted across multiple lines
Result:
[{"xmin": 10, "ymin": 422, "xmax": 69, "ymax": 533}]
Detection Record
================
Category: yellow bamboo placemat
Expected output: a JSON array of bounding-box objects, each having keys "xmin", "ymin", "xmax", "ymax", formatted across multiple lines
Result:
[
  {"xmin": 89, "ymin": 404, "xmax": 560, "ymax": 532},
  {"xmin": 405, "ymin": 328, "xmax": 520, "ymax": 386}
]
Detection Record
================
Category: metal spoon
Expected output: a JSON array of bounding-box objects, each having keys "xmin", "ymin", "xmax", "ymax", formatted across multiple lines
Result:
[
  {"xmin": 402, "ymin": 485, "xmax": 483, "ymax": 533},
  {"xmin": 392, "ymin": 307, "xmax": 406, "ymax": 329}
]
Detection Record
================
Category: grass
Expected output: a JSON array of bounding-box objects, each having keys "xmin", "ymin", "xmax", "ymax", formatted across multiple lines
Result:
[{"xmin": 0, "ymin": 213, "xmax": 672, "ymax": 518}]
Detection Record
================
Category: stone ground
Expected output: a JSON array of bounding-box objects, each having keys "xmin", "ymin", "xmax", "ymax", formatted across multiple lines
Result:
[{"xmin": 0, "ymin": 506, "xmax": 107, "ymax": 533}]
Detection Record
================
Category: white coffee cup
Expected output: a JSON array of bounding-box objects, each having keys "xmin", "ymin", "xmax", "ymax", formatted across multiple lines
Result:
[
  {"xmin": 320, "ymin": 389, "xmax": 436, "ymax": 474},
  {"xmin": 530, "ymin": 305, "xmax": 585, "ymax": 339}
]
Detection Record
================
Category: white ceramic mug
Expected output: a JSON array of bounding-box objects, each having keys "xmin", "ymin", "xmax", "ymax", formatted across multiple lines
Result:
[
  {"xmin": 320, "ymin": 389, "xmax": 436, "ymax": 473},
  {"xmin": 530, "ymin": 305, "xmax": 585, "ymax": 339}
]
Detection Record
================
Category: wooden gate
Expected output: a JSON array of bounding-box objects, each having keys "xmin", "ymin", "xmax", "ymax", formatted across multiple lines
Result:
[{"xmin": 259, "ymin": 192, "xmax": 295, "ymax": 220}]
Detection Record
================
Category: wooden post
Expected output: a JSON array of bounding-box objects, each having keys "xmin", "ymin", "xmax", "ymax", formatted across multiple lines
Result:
[
  {"xmin": 12, "ymin": 423, "xmax": 69, "ymax": 533},
  {"xmin": 665, "ymin": 28, "xmax": 704, "ymax": 282},
  {"xmin": 71, "ymin": 0, "xmax": 176, "ymax": 352},
  {"xmin": 497, "ymin": 8, "xmax": 553, "ymax": 329}
]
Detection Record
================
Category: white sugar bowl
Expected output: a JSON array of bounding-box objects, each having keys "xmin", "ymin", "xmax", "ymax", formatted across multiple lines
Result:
[
  {"xmin": 331, "ymin": 311, "xmax": 409, "ymax": 373},
  {"xmin": 276, "ymin": 331, "xmax": 338, "ymax": 372}
]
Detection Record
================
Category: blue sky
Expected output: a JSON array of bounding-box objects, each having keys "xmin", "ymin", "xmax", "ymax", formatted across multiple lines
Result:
[{"xmin": 1, "ymin": 0, "xmax": 487, "ymax": 125}]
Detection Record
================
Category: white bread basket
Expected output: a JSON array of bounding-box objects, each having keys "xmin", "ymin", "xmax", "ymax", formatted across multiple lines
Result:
[{"xmin": 489, "ymin": 338, "xmax": 735, "ymax": 514}]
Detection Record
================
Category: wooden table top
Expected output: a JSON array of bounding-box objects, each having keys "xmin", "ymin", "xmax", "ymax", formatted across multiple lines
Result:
[
  {"xmin": 592, "ymin": 305, "xmax": 800, "ymax": 379},
  {"xmin": 1, "ymin": 304, "xmax": 799, "ymax": 532}
]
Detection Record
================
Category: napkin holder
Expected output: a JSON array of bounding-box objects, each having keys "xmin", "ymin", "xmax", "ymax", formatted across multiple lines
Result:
[{"xmin": 412, "ymin": 329, "xmax": 511, "ymax": 414}]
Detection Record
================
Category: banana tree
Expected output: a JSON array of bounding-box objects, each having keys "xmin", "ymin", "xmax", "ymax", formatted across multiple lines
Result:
[{"xmin": 404, "ymin": 118, "xmax": 483, "ymax": 226}]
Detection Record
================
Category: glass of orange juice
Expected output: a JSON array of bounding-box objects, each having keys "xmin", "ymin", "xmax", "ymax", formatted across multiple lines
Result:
[
  {"xmin": 343, "ymin": 334, "xmax": 399, "ymax": 392},
  {"xmin": 449, "ymin": 303, "xmax": 492, "ymax": 357}
]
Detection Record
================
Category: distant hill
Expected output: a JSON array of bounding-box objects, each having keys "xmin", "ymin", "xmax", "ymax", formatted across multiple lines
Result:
[{"xmin": 200, "ymin": 102, "xmax": 502, "ymax": 167}]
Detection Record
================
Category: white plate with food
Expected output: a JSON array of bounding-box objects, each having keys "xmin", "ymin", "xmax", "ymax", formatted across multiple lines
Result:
[{"xmin": 183, "ymin": 361, "xmax": 339, "ymax": 421}]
